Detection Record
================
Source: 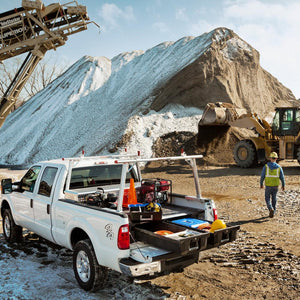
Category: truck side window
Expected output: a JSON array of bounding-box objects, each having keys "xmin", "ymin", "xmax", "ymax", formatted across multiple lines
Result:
[
  {"xmin": 21, "ymin": 166, "xmax": 41, "ymax": 192},
  {"xmin": 38, "ymin": 167, "xmax": 58, "ymax": 197}
]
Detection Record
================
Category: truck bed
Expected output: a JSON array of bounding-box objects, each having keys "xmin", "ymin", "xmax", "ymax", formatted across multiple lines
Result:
[{"xmin": 61, "ymin": 196, "xmax": 239, "ymax": 251}]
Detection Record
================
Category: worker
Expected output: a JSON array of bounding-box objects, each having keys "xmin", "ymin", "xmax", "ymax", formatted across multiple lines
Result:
[{"xmin": 260, "ymin": 152, "xmax": 285, "ymax": 218}]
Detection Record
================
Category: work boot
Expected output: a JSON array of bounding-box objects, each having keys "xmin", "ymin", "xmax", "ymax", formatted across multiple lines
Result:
[{"xmin": 269, "ymin": 209, "xmax": 274, "ymax": 218}]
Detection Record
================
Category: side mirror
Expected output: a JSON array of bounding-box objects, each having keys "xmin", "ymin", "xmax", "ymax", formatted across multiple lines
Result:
[{"xmin": 1, "ymin": 178, "xmax": 12, "ymax": 194}]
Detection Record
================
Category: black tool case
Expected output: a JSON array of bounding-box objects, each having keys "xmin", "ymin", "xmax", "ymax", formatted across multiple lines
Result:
[
  {"xmin": 128, "ymin": 207, "xmax": 162, "ymax": 222},
  {"xmin": 132, "ymin": 221, "xmax": 210, "ymax": 255},
  {"xmin": 205, "ymin": 225, "xmax": 240, "ymax": 248}
]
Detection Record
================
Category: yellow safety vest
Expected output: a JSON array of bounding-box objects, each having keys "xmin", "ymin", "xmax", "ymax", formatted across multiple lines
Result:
[{"xmin": 265, "ymin": 165, "xmax": 280, "ymax": 186}]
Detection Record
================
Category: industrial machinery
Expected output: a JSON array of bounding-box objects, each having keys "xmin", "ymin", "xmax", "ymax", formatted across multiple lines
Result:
[
  {"xmin": 0, "ymin": 0, "xmax": 97, "ymax": 128},
  {"xmin": 199, "ymin": 102, "xmax": 300, "ymax": 167}
]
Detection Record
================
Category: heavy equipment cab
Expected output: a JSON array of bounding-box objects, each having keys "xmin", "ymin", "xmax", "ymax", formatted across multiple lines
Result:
[{"xmin": 272, "ymin": 107, "xmax": 300, "ymax": 137}]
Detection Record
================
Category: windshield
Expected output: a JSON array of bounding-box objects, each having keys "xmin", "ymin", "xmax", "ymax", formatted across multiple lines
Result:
[{"xmin": 69, "ymin": 164, "xmax": 138, "ymax": 189}]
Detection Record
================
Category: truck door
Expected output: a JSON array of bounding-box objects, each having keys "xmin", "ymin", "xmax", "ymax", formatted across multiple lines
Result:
[
  {"xmin": 33, "ymin": 166, "xmax": 59, "ymax": 242},
  {"xmin": 11, "ymin": 165, "xmax": 41, "ymax": 230}
]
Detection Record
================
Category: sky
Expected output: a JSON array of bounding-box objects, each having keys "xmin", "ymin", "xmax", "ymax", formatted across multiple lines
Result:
[{"xmin": 1, "ymin": 0, "xmax": 300, "ymax": 98}]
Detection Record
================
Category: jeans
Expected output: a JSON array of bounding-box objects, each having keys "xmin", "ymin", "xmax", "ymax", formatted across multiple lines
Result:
[{"xmin": 265, "ymin": 186, "xmax": 278, "ymax": 211}]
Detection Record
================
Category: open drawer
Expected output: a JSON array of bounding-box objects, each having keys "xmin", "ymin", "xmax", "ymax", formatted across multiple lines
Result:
[
  {"xmin": 205, "ymin": 225, "xmax": 240, "ymax": 248},
  {"xmin": 133, "ymin": 221, "xmax": 210, "ymax": 255},
  {"xmin": 167, "ymin": 218, "xmax": 240, "ymax": 248}
]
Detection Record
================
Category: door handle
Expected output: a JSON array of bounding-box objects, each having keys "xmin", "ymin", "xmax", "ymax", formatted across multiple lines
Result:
[
  {"xmin": 30, "ymin": 199, "xmax": 33, "ymax": 208},
  {"xmin": 47, "ymin": 204, "xmax": 50, "ymax": 214}
]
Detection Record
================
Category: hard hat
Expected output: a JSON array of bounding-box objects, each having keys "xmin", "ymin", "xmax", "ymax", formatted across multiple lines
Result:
[
  {"xmin": 145, "ymin": 202, "xmax": 161, "ymax": 212},
  {"xmin": 269, "ymin": 152, "xmax": 278, "ymax": 159},
  {"xmin": 209, "ymin": 219, "xmax": 226, "ymax": 233}
]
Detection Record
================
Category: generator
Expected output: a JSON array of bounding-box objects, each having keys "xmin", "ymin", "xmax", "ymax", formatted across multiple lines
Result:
[{"xmin": 139, "ymin": 178, "xmax": 172, "ymax": 204}]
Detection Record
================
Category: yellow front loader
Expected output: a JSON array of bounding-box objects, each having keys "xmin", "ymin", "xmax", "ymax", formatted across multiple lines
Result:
[{"xmin": 198, "ymin": 102, "xmax": 300, "ymax": 167}]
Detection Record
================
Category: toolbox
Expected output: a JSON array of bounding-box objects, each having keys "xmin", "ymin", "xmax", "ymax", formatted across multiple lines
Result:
[
  {"xmin": 204, "ymin": 225, "xmax": 240, "ymax": 248},
  {"xmin": 171, "ymin": 218, "xmax": 209, "ymax": 228},
  {"xmin": 128, "ymin": 203, "xmax": 162, "ymax": 222},
  {"xmin": 133, "ymin": 221, "xmax": 210, "ymax": 255}
]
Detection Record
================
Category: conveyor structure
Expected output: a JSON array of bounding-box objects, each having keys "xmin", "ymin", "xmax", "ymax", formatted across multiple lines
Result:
[{"xmin": 0, "ymin": 0, "xmax": 96, "ymax": 127}]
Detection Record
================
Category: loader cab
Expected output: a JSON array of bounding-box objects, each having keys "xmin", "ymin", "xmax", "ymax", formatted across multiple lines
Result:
[{"xmin": 272, "ymin": 107, "xmax": 300, "ymax": 136}]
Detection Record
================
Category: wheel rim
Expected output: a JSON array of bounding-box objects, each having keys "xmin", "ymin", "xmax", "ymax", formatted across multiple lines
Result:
[
  {"xmin": 76, "ymin": 250, "xmax": 90, "ymax": 283},
  {"xmin": 238, "ymin": 147, "xmax": 248, "ymax": 161},
  {"xmin": 4, "ymin": 215, "xmax": 11, "ymax": 238}
]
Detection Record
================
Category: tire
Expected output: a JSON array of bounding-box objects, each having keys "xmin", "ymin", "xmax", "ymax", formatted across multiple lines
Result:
[
  {"xmin": 234, "ymin": 140, "xmax": 257, "ymax": 168},
  {"xmin": 2, "ymin": 209, "xmax": 23, "ymax": 243},
  {"xmin": 73, "ymin": 239, "xmax": 108, "ymax": 292}
]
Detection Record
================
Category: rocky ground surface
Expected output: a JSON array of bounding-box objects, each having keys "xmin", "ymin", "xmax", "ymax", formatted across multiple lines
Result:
[
  {"xmin": 142, "ymin": 160, "xmax": 300, "ymax": 299},
  {"xmin": 0, "ymin": 161, "xmax": 299, "ymax": 299}
]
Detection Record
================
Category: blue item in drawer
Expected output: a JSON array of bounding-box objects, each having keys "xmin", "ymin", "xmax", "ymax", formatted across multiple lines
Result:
[{"xmin": 171, "ymin": 218, "xmax": 208, "ymax": 228}]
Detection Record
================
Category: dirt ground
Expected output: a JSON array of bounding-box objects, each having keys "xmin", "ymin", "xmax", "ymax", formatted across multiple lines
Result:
[
  {"xmin": 142, "ymin": 160, "xmax": 300, "ymax": 299},
  {"xmin": 0, "ymin": 160, "xmax": 299, "ymax": 299}
]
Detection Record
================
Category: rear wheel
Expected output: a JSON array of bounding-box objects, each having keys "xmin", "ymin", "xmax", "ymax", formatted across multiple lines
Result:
[
  {"xmin": 234, "ymin": 140, "xmax": 257, "ymax": 168},
  {"xmin": 2, "ymin": 209, "xmax": 23, "ymax": 243},
  {"xmin": 73, "ymin": 239, "xmax": 108, "ymax": 292}
]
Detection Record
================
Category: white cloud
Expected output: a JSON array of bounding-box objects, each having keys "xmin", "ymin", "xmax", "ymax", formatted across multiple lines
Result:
[
  {"xmin": 181, "ymin": 0, "xmax": 300, "ymax": 97},
  {"xmin": 225, "ymin": 0, "xmax": 279, "ymax": 20},
  {"xmin": 223, "ymin": 1, "xmax": 300, "ymax": 97},
  {"xmin": 223, "ymin": 0, "xmax": 300, "ymax": 42},
  {"xmin": 98, "ymin": 3, "xmax": 135, "ymax": 30},
  {"xmin": 224, "ymin": 0, "xmax": 300, "ymax": 25}
]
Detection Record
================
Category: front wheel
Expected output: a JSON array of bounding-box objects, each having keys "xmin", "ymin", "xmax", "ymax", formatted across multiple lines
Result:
[
  {"xmin": 2, "ymin": 209, "xmax": 23, "ymax": 243},
  {"xmin": 233, "ymin": 140, "xmax": 257, "ymax": 168},
  {"xmin": 73, "ymin": 239, "xmax": 108, "ymax": 292}
]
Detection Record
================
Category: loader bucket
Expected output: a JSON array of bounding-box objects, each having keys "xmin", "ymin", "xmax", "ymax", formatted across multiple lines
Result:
[
  {"xmin": 199, "ymin": 107, "xmax": 231, "ymax": 126},
  {"xmin": 199, "ymin": 102, "xmax": 247, "ymax": 126}
]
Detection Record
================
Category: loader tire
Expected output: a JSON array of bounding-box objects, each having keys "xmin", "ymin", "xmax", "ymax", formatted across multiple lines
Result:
[
  {"xmin": 297, "ymin": 148, "xmax": 300, "ymax": 165},
  {"xmin": 234, "ymin": 140, "xmax": 257, "ymax": 168}
]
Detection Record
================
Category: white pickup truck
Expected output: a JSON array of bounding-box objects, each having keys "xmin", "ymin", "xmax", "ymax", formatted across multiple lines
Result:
[{"xmin": 1, "ymin": 153, "xmax": 239, "ymax": 291}]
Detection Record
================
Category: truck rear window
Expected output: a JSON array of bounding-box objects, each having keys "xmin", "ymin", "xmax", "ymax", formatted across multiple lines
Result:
[{"xmin": 69, "ymin": 164, "xmax": 138, "ymax": 189}]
